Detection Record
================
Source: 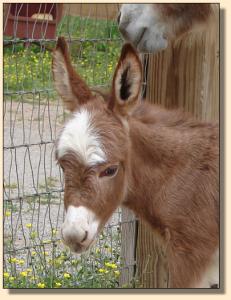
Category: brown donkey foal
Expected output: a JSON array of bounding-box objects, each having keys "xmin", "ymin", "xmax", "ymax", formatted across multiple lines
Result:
[{"xmin": 52, "ymin": 37, "xmax": 219, "ymax": 288}]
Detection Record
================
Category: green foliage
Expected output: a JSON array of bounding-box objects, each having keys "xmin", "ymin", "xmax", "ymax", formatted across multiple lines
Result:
[
  {"xmin": 4, "ymin": 15, "xmax": 122, "ymax": 94},
  {"xmin": 4, "ymin": 231, "xmax": 122, "ymax": 288}
]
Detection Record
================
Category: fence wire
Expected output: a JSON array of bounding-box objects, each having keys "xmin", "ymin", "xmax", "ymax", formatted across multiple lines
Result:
[{"xmin": 3, "ymin": 3, "xmax": 148, "ymax": 289}]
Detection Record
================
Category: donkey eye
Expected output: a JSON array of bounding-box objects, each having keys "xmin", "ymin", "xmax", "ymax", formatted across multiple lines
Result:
[{"xmin": 99, "ymin": 165, "xmax": 118, "ymax": 178}]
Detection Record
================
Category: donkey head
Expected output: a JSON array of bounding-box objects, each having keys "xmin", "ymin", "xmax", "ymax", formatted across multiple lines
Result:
[{"xmin": 52, "ymin": 37, "xmax": 142, "ymax": 253}]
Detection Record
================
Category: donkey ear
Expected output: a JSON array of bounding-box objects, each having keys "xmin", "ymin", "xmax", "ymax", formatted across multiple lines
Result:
[
  {"xmin": 52, "ymin": 37, "xmax": 92, "ymax": 112},
  {"xmin": 110, "ymin": 43, "xmax": 142, "ymax": 115}
]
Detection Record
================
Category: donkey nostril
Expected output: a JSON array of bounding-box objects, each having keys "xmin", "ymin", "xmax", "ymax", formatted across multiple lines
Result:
[{"xmin": 81, "ymin": 231, "xmax": 88, "ymax": 243}]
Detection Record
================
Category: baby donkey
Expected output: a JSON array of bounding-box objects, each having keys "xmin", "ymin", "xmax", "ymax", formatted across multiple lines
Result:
[{"xmin": 52, "ymin": 37, "xmax": 219, "ymax": 288}]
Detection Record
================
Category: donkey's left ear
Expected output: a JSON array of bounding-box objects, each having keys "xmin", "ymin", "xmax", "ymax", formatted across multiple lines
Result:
[
  {"xmin": 52, "ymin": 37, "xmax": 92, "ymax": 112},
  {"xmin": 110, "ymin": 43, "xmax": 142, "ymax": 115}
]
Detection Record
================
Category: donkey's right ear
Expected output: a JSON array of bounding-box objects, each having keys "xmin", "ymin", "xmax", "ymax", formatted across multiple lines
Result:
[
  {"xmin": 52, "ymin": 37, "xmax": 92, "ymax": 112},
  {"xmin": 110, "ymin": 43, "xmax": 142, "ymax": 116}
]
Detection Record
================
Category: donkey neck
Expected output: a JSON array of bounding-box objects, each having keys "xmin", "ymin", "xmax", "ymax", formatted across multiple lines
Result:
[{"xmin": 123, "ymin": 104, "xmax": 203, "ymax": 233}]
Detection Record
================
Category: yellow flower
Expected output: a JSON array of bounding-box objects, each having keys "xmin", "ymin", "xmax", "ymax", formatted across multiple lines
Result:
[
  {"xmin": 95, "ymin": 248, "xmax": 100, "ymax": 254},
  {"xmin": 26, "ymin": 223, "xmax": 32, "ymax": 228},
  {"xmin": 55, "ymin": 282, "xmax": 62, "ymax": 288},
  {"xmin": 31, "ymin": 276, "xmax": 38, "ymax": 281},
  {"xmin": 5, "ymin": 211, "xmax": 11, "ymax": 217},
  {"xmin": 54, "ymin": 258, "xmax": 63, "ymax": 266},
  {"xmin": 52, "ymin": 229, "xmax": 57, "ymax": 235},
  {"xmin": 9, "ymin": 276, "xmax": 15, "ymax": 281},
  {"xmin": 31, "ymin": 251, "xmax": 36, "ymax": 256},
  {"xmin": 98, "ymin": 268, "xmax": 106, "ymax": 273},
  {"xmin": 8, "ymin": 257, "xmax": 17, "ymax": 263},
  {"xmin": 44, "ymin": 251, "xmax": 49, "ymax": 256},
  {"xmin": 105, "ymin": 262, "xmax": 111, "ymax": 267},
  {"xmin": 20, "ymin": 271, "xmax": 28, "ymax": 277},
  {"xmin": 18, "ymin": 259, "xmax": 25, "ymax": 265},
  {"xmin": 26, "ymin": 268, "xmax": 32, "ymax": 273},
  {"xmin": 37, "ymin": 282, "xmax": 45, "ymax": 288},
  {"xmin": 105, "ymin": 262, "xmax": 117, "ymax": 269},
  {"xmin": 42, "ymin": 239, "xmax": 51, "ymax": 244},
  {"xmin": 63, "ymin": 272, "xmax": 71, "ymax": 279},
  {"xmin": 110, "ymin": 263, "xmax": 117, "ymax": 269},
  {"xmin": 71, "ymin": 259, "xmax": 78, "ymax": 265},
  {"xmin": 4, "ymin": 272, "xmax": 10, "ymax": 278},
  {"xmin": 30, "ymin": 231, "xmax": 37, "ymax": 239},
  {"xmin": 114, "ymin": 270, "xmax": 120, "ymax": 276}
]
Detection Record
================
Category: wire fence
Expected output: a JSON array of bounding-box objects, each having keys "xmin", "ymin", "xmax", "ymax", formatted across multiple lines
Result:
[{"xmin": 3, "ymin": 3, "xmax": 140, "ymax": 289}]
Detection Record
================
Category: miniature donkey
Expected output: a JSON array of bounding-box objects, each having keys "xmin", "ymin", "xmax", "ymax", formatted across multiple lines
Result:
[{"xmin": 52, "ymin": 37, "xmax": 219, "ymax": 288}]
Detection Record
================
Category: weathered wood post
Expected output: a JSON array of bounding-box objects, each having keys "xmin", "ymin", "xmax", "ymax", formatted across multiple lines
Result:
[{"xmin": 120, "ymin": 4, "xmax": 219, "ymax": 288}]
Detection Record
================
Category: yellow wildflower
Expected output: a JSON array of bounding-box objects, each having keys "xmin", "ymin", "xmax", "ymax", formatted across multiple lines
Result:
[
  {"xmin": 44, "ymin": 251, "xmax": 49, "ymax": 256},
  {"xmin": 71, "ymin": 259, "xmax": 78, "ymax": 265},
  {"xmin": 31, "ymin": 251, "xmax": 36, "ymax": 256},
  {"xmin": 5, "ymin": 211, "xmax": 11, "ymax": 217},
  {"xmin": 105, "ymin": 262, "xmax": 111, "ymax": 267},
  {"xmin": 37, "ymin": 282, "xmax": 45, "ymax": 288},
  {"xmin": 55, "ymin": 282, "xmax": 62, "ymax": 288},
  {"xmin": 95, "ymin": 248, "xmax": 100, "ymax": 254},
  {"xmin": 42, "ymin": 239, "xmax": 51, "ymax": 244},
  {"xmin": 26, "ymin": 268, "xmax": 32, "ymax": 273},
  {"xmin": 20, "ymin": 271, "xmax": 28, "ymax": 277},
  {"xmin": 52, "ymin": 229, "xmax": 57, "ymax": 235},
  {"xmin": 30, "ymin": 231, "xmax": 37, "ymax": 239},
  {"xmin": 26, "ymin": 223, "xmax": 32, "ymax": 229},
  {"xmin": 114, "ymin": 270, "xmax": 120, "ymax": 276},
  {"xmin": 98, "ymin": 268, "xmax": 106, "ymax": 273},
  {"xmin": 9, "ymin": 276, "xmax": 15, "ymax": 281},
  {"xmin": 63, "ymin": 272, "xmax": 71, "ymax": 279},
  {"xmin": 110, "ymin": 263, "xmax": 117, "ymax": 269},
  {"xmin": 105, "ymin": 262, "xmax": 117, "ymax": 269},
  {"xmin": 31, "ymin": 276, "xmax": 38, "ymax": 281},
  {"xmin": 4, "ymin": 272, "xmax": 10, "ymax": 278},
  {"xmin": 8, "ymin": 257, "xmax": 17, "ymax": 263},
  {"xmin": 18, "ymin": 259, "xmax": 25, "ymax": 265}
]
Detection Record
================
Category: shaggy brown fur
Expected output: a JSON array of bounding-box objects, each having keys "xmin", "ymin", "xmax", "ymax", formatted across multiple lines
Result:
[
  {"xmin": 156, "ymin": 4, "xmax": 212, "ymax": 37},
  {"xmin": 52, "ymin": 37, "xmax": 219, "ymax": 288}
]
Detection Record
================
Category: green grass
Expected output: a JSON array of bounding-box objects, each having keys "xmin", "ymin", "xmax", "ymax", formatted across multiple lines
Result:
[
  {"xmin": 4, "ymin": 15, "xmax": 122, "ymax": 95},
  {"xmin": 38, "ymin": 176, "xmax": 59, "ymax": 190},
  {"xmin": 4, "ymin": 182, "xmax": 17, "ymax": 190},
  {"xmin": 4, "ymin": 231, "xmax": 122, "ymax": 288}
]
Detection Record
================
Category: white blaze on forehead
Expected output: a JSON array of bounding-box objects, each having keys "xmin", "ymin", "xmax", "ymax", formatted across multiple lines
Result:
[
  {"xmin": 62, "ymin": 205, "xmax": 100, "ymax": 243},
  {"xmin": 57, "ymin": 108, "xmax": 106, "ymax": 165}
]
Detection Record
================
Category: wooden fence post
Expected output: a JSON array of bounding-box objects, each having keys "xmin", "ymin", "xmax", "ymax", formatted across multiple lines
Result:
[{"xmin": 129, "ymin": 5, "xmax": 219, "ymax": 288}]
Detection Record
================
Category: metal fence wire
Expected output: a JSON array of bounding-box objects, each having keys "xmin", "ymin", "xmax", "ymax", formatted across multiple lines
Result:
[{"xmin": 3, "ymin": 3, "xmax": 149, "ymax": 289}]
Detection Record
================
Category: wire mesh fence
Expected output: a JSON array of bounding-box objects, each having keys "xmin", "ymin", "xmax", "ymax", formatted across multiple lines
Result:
[{"xmin": 3, "ymin": 3, "xmax": 139, "ymax": 289}]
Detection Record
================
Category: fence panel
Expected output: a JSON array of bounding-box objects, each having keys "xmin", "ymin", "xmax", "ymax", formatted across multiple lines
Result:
[{"xmin": 3, "ymin": 3, "xmax": 129, "ymax": 289}]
